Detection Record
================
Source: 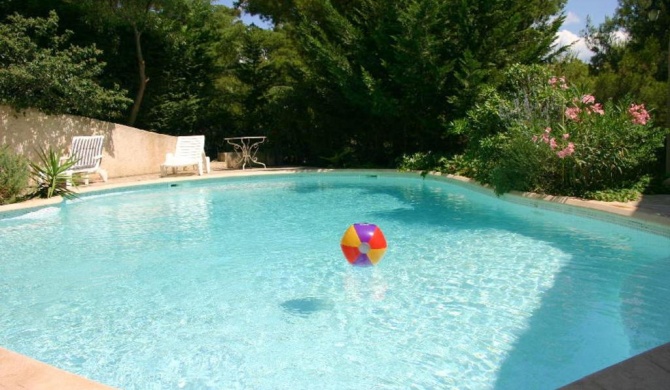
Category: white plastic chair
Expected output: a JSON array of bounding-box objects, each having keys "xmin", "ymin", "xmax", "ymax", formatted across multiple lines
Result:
[
  {"xmin": 160, "ymin": 135, "xmax": 211, "ymax": 177},
  {"xmin": 63, "ymin": 135, "xmax": 108, "ymax": 185}
]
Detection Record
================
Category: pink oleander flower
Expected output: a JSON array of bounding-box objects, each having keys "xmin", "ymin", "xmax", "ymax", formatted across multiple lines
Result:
[
  {"xmin": 532, "ymin": 135, "xmax": 538, "ymax": 142},
  {"xmin": 590, "ymin": 103, "xmax": 604, "ymax": 115},
  {"xmin": 629, "ymin": 103, "xmax": 650, "ymax": 125},
  {"xmin": 562, "ymin": 133, "xmax": 570, "ymax": 140},
  {"xmin": 541, "ymin": 127, "xmax": 551, "ymax": 143},
  {"xmin": 565, "ymin": 106, "xmax": 581, "ymax": 121},
  {"xmin": 549, "ymin": 138, "xmax": 558, "ymax": 150},
  {"xmin": 549, "ymin": 76, "xmax": 568, "ymax": 89},
  {"xmin": 581, "ymin": 95, "xmax": 595, "ymax": 105},
  {"xmin": 556, "ymin": 142, "xmax": 575, "ymax": 159}
]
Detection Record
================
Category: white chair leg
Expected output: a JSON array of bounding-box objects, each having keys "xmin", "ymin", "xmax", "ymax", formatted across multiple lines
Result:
[
  {"xmin": 64, "ymin": 170, "xmax": 73, "ymax": 187},
  {"xmin": 98, "ymin": 168, "xmax": 108, "ymax": 182}
]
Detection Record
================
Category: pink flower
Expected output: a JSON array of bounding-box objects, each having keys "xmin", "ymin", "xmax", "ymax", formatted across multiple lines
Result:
[
  {"xmin": 549, "ymin": 76, "xmax": 568, "ymax": 89},
  {"xmin": 590, "ymin": 103, "xmax": 604, "ymax": 115},
  {"xmin": 581, "ymin": 95, "xmax": 595, "ymax": 105},
  {"xmin": 565, "ymin": 107, "xmax": 581, "ymax": 121},
  {"xmin": 562, "ymin": 133, "xmax": 570, "ymax": 140},
  {"xmin": 532, "ymin": 135, "xmax": 538, "ymax": 142},
  {"xmin": 549, "ymin": 138, "xmax": 558, "ymax": 150},
  {"xmin": 544, "ymin": 127, "xmax": 552, "ymax": 133},
  {"xmin": 629, "ymin": 103, "xmax": 650, "ymax": 125},
  {"xmin": 556, "ymin": 142, "xmax": 575, "ymax": 159}
]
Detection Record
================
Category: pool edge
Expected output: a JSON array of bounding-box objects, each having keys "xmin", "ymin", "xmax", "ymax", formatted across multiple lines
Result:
[{"xmin": 0, "ymin": 347, "xmax": 115, "ymax": 389}]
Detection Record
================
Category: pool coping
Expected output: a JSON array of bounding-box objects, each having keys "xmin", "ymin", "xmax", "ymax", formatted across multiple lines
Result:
[{"xmin": 1, "ymin": 165, "xmax": 669, "ymax": 389}]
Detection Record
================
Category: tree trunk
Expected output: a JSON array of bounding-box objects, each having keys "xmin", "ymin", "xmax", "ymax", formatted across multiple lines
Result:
[{"xmin": 128, "ymin": 24, "xmax": 148, "ymax": 126}]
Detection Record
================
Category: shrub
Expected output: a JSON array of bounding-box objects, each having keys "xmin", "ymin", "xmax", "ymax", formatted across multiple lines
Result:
[
  {"xmin": 397, "ymin": 151, "xmax": 440, "ymax": 172},
  {"xmin": 0, "ymin": 145, "xmax": 30, "ymax": 204},
  {"xmin": 450, "ymin": 64, "xmax": 665, "ymax": 198}
]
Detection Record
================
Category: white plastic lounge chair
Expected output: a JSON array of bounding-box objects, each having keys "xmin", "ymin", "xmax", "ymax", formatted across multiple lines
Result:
[
  {"xmin": 160, "ymin": 135, "xmax": 211, "ymax": 177},
  {"xmin": 63, "ymin": 135, "xmax": 108, "ymax": 185}
]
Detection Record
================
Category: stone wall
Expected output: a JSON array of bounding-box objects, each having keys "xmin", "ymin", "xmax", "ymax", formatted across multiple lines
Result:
[{"xmin": 0, "ymin": 106, "xmax": 177, "ymax": 179}]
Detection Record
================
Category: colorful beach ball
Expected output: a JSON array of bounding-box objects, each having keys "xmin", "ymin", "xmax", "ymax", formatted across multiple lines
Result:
[{"xmin": 340, "ymin": 223, "xmax": 388, "ymax": 266}]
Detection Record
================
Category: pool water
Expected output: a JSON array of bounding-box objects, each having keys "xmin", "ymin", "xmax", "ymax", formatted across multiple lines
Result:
[{"xmin": 1, "ymin": 173, "xmax": 668, "ymax": 389}]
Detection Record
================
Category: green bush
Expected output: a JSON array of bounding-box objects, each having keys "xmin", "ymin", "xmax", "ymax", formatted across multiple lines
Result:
[
  {"xmin": 450, "ymin": 64, "xmax": 665, "ymax": 198},
  {"xmin": 0, "ymin": 145, "xmax": 30, "ymax": 204},
  {"xmin": 397, "ymin": 151, "xmax": 440, "ymax": 172}
]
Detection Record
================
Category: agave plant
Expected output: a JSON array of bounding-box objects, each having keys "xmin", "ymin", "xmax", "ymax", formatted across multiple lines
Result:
[{"xmin": 29, "ymin": 147, "xmax": 79, "ymax": 199}]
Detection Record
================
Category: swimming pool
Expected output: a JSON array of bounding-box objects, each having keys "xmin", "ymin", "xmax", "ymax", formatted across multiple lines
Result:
[{"xmin": 1, "ymin": 172, "xmax": 668, "ymax": 389}]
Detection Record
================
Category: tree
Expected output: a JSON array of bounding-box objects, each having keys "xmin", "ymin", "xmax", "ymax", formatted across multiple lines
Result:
[
  {"xmin": 140, "ymin": 0, "xmax": 222, "ymax": 135},
  {"xmin": 77, "ymin": 0, "xmax": 179, "ymax": 126},
  {"xmin": 584, "ymin": 0, "xmax": 669, "ymax": 174},
  {"xmin": 0, "ymin": 11, "xmax": 131, "ymax": 119},
  {"xmin": 240, "ymin": 0, "xmax": 567, "ymax": 166},
  {"xmin": 584, "ymin": 1, "xmax": 667, "ymax": 115}
]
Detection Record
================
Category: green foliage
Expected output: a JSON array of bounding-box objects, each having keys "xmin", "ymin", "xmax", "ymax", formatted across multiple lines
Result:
[
  {"xmin": 397, "ymin": 151, "xmax": 440, "ymax": 172},
  {"xmin": 584, "ymin": 0, "xmax": 669, "ymax": 127},
  {"xmin": 320, "ymin": 146, "xmax": 358, "ymax": 168},
  {"xmin": 0, "ymin": 0, "xmax": 572, "ymax": 168},
  {"xmin": 0, "ymin": 11, "xmax": 132, "ymax": 119},
  {"xmin": 0, "ymin": 146, "xmax": 30, "ymax": 205},
  {"xmin": 489, "ymin": 130, "xmax": 550, "ymax": 195},
  {"xmin": 450, "ymin": 64, "xmax": 665, "ymax": 197},
  {"xmin": 584, "ymin": 175, "xmax": 652, "ymax": 201},
  {"xmin": 435, "ymin": 154, "xmax": 479, "ymax": 177},
  {"xmin": 29, "ymin": 147, "xmax": 79, "ymax": 200},
  {"xmin": 248, "ymin": 0, "xmax": 568, "ymax": 166},
  {"xmin": 141, "ymin": 0, "xmax": 224, "ymax": 136},
  {"xmin": 585, "ymin": 188, "xmax": 640, "ymax": 202}
]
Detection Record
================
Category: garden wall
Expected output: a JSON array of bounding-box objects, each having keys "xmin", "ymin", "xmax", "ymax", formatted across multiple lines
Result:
[{"xmin": 0, "ymin": 105, "xmax": 176, "ymax": 179}]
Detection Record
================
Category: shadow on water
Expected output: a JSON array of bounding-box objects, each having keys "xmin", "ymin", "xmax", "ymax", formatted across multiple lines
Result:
[
  {"xmin": 280, "ymin": 297, "xmax": 334, "ymax": 317},
  {"xmin": 491, "ymin": 251, "xmax": 670, "ymax": 389}
]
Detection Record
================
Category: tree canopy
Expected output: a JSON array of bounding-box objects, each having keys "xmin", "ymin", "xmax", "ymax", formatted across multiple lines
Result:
[
  {"xmin": 2, "ymin": 0, "xmax": 665, "ymax": 177},
  {"xmin": 0, "ymin": 11, "xmax": 131, "ymax": 118}
]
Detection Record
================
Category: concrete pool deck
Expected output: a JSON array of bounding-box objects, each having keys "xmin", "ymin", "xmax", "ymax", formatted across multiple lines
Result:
[{"xmin": 1, "ymin": 164, "xmax": 669, "ymax": 389}]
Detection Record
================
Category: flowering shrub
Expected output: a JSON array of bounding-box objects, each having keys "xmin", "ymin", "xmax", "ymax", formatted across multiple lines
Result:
[
  {"xmin": 532, "ymin": 127, "xmax": 575, "ymax": 159},
  {"xmin": 448, "ymin": 64, "xmax": 665, "ymax": 198},
  {"xmin": 628, "ymin": 104, "xmax": 650, "ymax": 125}
]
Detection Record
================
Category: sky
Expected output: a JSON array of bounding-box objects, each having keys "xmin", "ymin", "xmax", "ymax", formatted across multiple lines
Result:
[
  {"xmin": 559, "ymin": 0, "xmax": 620, "ymax": 61},
  {"xmin": 215, "ymin": 0, "xmax": 621, "ymax": 62}
]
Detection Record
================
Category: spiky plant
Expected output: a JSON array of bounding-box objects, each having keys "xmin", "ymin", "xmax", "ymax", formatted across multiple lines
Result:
[{"xmin": 29, "ymin": 147, "xmax": 79, "ymax": 199}]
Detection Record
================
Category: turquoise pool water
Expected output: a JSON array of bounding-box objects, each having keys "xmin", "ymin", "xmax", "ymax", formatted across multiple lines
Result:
[{"xmin": 0, "ymin": 173, "xmax": 668, "ymax": 389}]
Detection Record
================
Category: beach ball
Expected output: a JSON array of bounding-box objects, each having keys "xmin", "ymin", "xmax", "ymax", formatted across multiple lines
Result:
[{"xmin": 340, "ymin": 223, "xmax": 387, "ymax": 266}]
